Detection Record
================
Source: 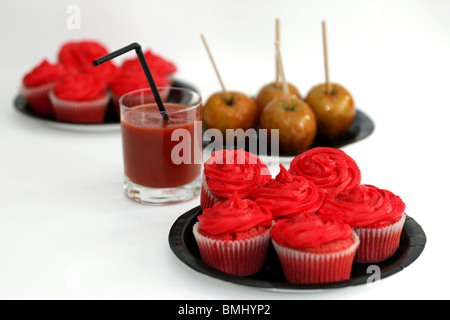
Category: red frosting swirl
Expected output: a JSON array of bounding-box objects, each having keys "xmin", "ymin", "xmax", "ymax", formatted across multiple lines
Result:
[
  {"xmin": 53, "ymin": 73, "xmax": 106, "ymax": 101},
  {"xmin": 58, "ymin": 40, "xmax": 119, "ymax": 84},
  {"xmin": 289, "ymin": 147, "xmax": 361, "ymax": 194},
  {"xmin": 121, "ymin": 49, "xmax": 177, "ymax": 76},
  {"xmin": 23, "ymin": 59, "xmax": 72, "ymax": 88},
  {"xmin": 197, "ymin": 192, "xmax": 273, "ymax": 236},
  {"xmin": 318, "ymin": 184, "xmax": 406, "ymax": 228},
  {"xmin": 270, "ymin": 215, "xmax": 353, "ymax": 250},
  {"xmin": 109, "ymin": 68, "xmax": 169, "ymax": 97},
  {"xmin": 252, "ymin": 164, "xmax": 325, "ymax": 219},
  {"xmin": 203, "ymin": 149, "xmax": 272, "ymax": 199}
]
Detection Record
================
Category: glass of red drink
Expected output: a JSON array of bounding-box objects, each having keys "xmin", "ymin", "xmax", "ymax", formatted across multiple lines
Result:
[{"xmin": 119, "ymin": 87, "xmax": 202, "ymax": 204}]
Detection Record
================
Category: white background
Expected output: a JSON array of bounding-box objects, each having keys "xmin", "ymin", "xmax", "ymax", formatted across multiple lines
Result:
[{"xmin": 1, "ymin": 0, "xmax": 449, "ymax": 299}]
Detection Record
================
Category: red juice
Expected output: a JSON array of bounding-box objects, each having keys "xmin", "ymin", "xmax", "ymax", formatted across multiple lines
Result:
[{"xmin": 121, "ymin": 103, "xmax": 201, "ymax": 188}]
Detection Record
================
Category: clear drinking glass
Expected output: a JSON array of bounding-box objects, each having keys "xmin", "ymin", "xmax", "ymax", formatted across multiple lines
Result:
[{"xmin": 119, "ymin": 87, "xmax": 202, "ymax": 204}]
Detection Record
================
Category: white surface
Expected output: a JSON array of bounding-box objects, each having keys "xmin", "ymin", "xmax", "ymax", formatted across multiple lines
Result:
[{"xmin": 1, "ymin": 0, "xmax": 449, "ymax": 300}]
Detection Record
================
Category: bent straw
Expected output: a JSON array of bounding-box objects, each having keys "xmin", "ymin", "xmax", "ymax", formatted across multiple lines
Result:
[{"xmin": 93, "ymin": 42, "xmax": 169, "ymax": 120}]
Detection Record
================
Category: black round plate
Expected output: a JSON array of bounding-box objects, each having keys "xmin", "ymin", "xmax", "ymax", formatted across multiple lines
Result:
[
  {"xmin": 13, "ymin": 79, "xmax": 199, "ymax": 126},
  {"xmin": 168, "ymin": 206, "xmax": 426, "ymax": 290},
  {"xmin": 202, "ymin": 109, "xmax": 375, "ymax": 157}
]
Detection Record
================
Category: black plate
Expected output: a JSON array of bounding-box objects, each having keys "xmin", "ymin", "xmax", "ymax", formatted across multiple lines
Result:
[
  {"xmin": 169, "ymin": 206, "xmax": 426, "ymax": 290},
  {"xmin": 13, "ymin": 79, "xmax": 199, "ymax": 126},
  {"xmin": 202, "ymin": 109, "xmax": 375, "ymax": 157}
]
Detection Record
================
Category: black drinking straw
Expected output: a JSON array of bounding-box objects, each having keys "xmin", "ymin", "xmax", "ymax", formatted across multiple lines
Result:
[{"xmin": 93, "ymin": 42, "xmax": 169, "ymax": 120}]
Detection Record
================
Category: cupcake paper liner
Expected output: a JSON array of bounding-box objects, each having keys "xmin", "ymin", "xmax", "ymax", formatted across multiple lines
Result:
[
  {"xmin": 49, "ymin": 91, "xmax": 110, "ymax": 124},
  {"xmin": 200, "ymin": 176, "xmax": 220, "ymax": 210},
  {"xmin": 20, "ymin": 82, "xmax": 56, "ymax": 115},
  {"xmin": 353, "ymin": 213, "xmax": 406, "ymax": 263},
  {"xmin": 193, "ymin": 222, "xmax": 271, "ymax": 277},
  {"xmin": 272, "ymin": 232, "xmax": 360, "ymax": 284}
]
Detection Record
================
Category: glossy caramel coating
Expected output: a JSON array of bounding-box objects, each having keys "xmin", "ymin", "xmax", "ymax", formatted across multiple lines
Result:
[
  {"xmin": 255, "ymin": 82, "xmax": 301, "ymax": 116},
  {"xmin": 259, "ymin": 96, "xmax": 317, "ymax": 154},
  {"xmin": 305, "ymin": 83, "xmax": 355, "ymax": 141},
  {"xmin": 203, "ymin": 91, "xmax": 258, "ymax": 136}
]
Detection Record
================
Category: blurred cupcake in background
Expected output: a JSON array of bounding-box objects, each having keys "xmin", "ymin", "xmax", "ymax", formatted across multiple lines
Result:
[
  {"xmin": 58, "ymin": 40, "xmax": 120, "ymax": 85},
  {"xmin": 108, "ymin": 67, "xmax": 170, "ymax": 116},
  {"xmin": 49, "ymin": 73, "xmax": 110, "ymax": 123},
  {"xmin": 20, "ymin": 59, "xmax": 73, "ymax": 115}
]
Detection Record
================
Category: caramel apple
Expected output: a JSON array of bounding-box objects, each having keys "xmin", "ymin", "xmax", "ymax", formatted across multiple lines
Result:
[
  {"xmin": 305, "ymin": 83, "xmax": 355, "ymax": 141},
  {"xmin": 255, "ymin": 81, "xmax": 300, "ymax": 116},
  {"xmin": 203, "ymin": 91, "xmax": 258, "ymax": 136},
  {"xmin": 259, "ymin": 96, "xmax": 317, "ymax": 154}
]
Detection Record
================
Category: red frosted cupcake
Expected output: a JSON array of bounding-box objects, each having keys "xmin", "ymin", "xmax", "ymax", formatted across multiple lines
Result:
[
  {"xmin": 58, "ymin": 40, "xmax": 119, "ymax": 85},
  {"xmin": 318, "ymin": 184, "xmax": 406, "ymax": 263},
  {"xmin": 270, "ymin": 215, "xmax": 359, "ymax": 284},
  {"xmin": 20, "ymin": 59, "xmax": 73, "ymax": 115},
  {"xmin": 121, "ymin": 49, "xmax": 177, "ymax": 81},
  {"xmin": 289, "ymin": 147, "xmax": 361, "ymax": 195},
  {"xmin": 108, "ymin": 68, "xmax": 170, "ymax": 115},
  {"xmin": 252, "ymin": 164, "xmax": 325, "ymax": 220},
  {"xmin": 193, "ymin": 192, "xmax": 273, "ymax": 276},
  {"xmin": 201, "ymin": 149, "xmax": 272, "ymax": 210},
  {"xmin": 49, "ymin": 73, "xmax": 110, "ymax": 123}
]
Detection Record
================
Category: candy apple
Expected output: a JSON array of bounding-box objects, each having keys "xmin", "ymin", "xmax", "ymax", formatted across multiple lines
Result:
[
  {"xmin": 259, "ymin": 96, "xmax": 317, "ymax": 154},
  {"xmin": 305, "ymin": 83, "xmax": 355, "ymax": 141},
  {"xmin": 203, "ymin": 91, "xmax": 258, "ymax": 136},
  {"xmin": 255, "ymin": 81, "xmax": 300, "ymax": 116}
]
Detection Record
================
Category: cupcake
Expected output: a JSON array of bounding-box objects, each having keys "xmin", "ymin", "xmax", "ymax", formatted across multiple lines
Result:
[
  {"xmin": 252, "ymin": 164, "xmax": 325, "ymax": 220},
  {"xmin": 49, "ymin": 73, "xmax": 110, "ymax": 123},
  {"xmin": 20, "ymin": 59, "xmax": 73, "ymax": 115},
  {"xmin": 58, "ymin": 40, "xmax": 119, "ymax": 85},
  {"xmin": 121, "ymin": 49, "xmax": 177, "ymax": 82},
  {"xmin": 193, "ymin": 192, "xmax": 273, "ymax": 276},
  {"xmin": 270, "ymin": 215, "xmax": 360, "ymax": 284},
  {"xmin": 201, "ymin": 149, "xmax": 272, "ymax": 210},
  {"xmin": 318, "ymin": 184, "xmax": 406, "ymax": 263},
  {"xmin": 108, "ymin": 68, "xmax": 170, "ymax": 116},
  {"xmin": 289, "ymin": 147, "xmax": 361, "ymax": 195}
]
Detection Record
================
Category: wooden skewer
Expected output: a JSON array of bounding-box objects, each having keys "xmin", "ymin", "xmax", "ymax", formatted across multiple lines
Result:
[
  {"xmin": 275, "ymin": 41, "xmax": 291, "ymax": 108},
  {"xmin": 275, "ymin": 18, "xmax": 281, "ymax": 85},
  {"xmin": 201, "ymin": 34, "xmax": 228, "ymax": 96},
  {"xmin": 322, "ymin": 20, "xmax": 331, "ymax": 94}
]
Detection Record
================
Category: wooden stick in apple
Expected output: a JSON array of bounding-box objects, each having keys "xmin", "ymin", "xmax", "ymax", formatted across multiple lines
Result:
[
  {"xmin": 201, "ymin": 34, "xmax": 258, "ymax": 137},
  {"xmin": 260, "ymin": 42, "xmax": 317, "ymax": 154},
  {"xmin": 255, "ymin": 18, "xmax": 301, "ymax": 116},
  {"xmin": 304, "ymin": 20, "xmax": 356, "ymax": 141},
  {"xmin": 275, "ymin": 18, "xmax": 281, "ymax": 86},
  {"xmin": 322, "ymin": 20, "xmax": 331, "ymax": 95},
  {"xmin": 201, "ymin": 34, "xmax": 229, "ymax": 100},
  {"xmin": 274, "ymin": 41, "xmax": 291, "ymax": 108}
]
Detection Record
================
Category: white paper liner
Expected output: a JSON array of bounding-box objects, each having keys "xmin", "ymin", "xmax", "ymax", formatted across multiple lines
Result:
[
  {"xmin": 200, "ymin": 175, "xmax": 220, "ymax": 210},
  {"xmin": 49, "ymin": 90, "xmax": 110, "ymax": 123},
  {"xmin": 20, "ymin": 82, "xmax": 56, "ymax": 114},
  {"xmin": 272, "ymin": 231, "xmax": 360, "ymax": 284},
  {"xmin": 193, "ymin": 222, "xmax": 271, "ymax": 276},
  {"xmin": 353, "ymin": 213, "xmax": 406, "ymax": 263}
]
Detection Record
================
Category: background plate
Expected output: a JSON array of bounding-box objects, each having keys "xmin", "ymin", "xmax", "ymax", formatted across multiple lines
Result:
[
  {"xmin": 13, "ymin": 79, "xmax": 198, "ymax": 131},
  {"xmin": 202, "ymin": 109, "xmax": 375, "ymax": 157},
  {"xmin": 169, "ymin": 206, "xmax": 426, "ymax": 291}
]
